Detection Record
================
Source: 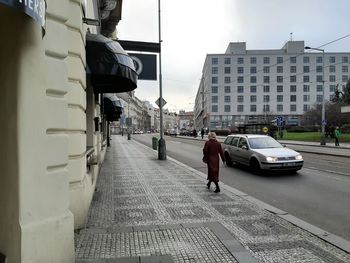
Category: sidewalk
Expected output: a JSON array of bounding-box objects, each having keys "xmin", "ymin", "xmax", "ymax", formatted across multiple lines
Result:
[{"xmin": 75, "ymin": 135, "xmax": 350, "ymax": 263}]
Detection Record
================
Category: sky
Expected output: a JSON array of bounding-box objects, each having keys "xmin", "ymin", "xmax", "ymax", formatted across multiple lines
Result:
[{"xmin": 117, "ymin": 0, "xmax": 350, "ymax": 112}]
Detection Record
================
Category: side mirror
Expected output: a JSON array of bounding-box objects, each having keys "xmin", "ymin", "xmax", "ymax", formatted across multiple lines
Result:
[
  {"xmin": 283, "ymin": 144, "xmax": 286, "ymax": 147},
  {"xmin": 242, "ymin": 145, "xmax": 248, "ymax": 150}
]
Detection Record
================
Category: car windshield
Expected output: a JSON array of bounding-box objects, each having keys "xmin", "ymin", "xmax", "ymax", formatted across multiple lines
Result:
[{"xmin": 248, "ymin": 137, "xmax": 283, "ymax": 149}]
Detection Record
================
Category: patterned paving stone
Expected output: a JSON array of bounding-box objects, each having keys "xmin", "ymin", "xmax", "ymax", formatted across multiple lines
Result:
[
  {"xmin": 199, "ymin": 193, "xmax": 236, "ymax": 203},
  {"xmin": 157, "ymin": 195, "xmax": 194, "ymax": 205},
  {"xmin": 172, "ymin": 174, "xmax": 199, "ymax": 180},
  {"xmin": 166, "ymin": 206, "xmax": 212, "ymax": 220},
  {"xmin": 115, "ymin": 208, "xmax": 159, "ymax": 225},
  {"xmin": 115, "ymin": 188, "xmax": 146, "ymax": 196},
  {"xmin": 115, "ymin": 196, "xmax": 151, "ymax": 207},
  {"xmin": 114, "ymin": 181, "xmax": 143, "ymax": 188},
  {"xmin": 235, "ymin": 218, "xmax": 290, "ymax": 236},
  {"xmin": 152, "ymin": 187, "xmax": 185, "ymax": 195},
  {"xmin": 212, "ymin": 204, "xmax": 259, "ymax": 217},
  {"xmin": 145, "ymin": 180, "xmax": 175, "ymax": 187}
]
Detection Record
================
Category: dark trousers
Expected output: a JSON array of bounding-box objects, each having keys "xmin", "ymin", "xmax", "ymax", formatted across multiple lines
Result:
[{"xmin": 335, "ymin": 137, "xmax": 339, "ymax": 146}]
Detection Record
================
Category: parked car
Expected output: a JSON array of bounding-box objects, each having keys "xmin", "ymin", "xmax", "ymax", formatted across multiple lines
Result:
[
  {"xmin": 169, "ymin": 129, "xmax": 178, "ymax": 136},
  {"xmin": 222, "ymin": 134, "xmax": 303, "ymax": 173}
]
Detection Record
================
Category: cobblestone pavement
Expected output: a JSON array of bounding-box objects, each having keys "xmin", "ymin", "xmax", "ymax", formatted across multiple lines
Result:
[{"xmin": 75, "ymin": 136, "xmax": 350, "ymax": 263}]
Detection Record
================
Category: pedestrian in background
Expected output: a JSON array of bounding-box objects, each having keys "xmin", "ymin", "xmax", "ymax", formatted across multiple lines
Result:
[
  {"xmin": 203, "ymin": 132, "xmax": 225, "ymax": 193},
  {"xmin": 335, "ymin": 126, "xmax": 341, "ymax": 146},
  {"xmin": 200, "ymin": 128, "xmax": 205, "ymax": 139}
]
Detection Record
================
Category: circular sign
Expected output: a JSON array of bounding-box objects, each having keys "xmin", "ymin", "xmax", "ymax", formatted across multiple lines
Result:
[
  {"xmin": 131, "ymin": 56, "xmax": 143, "ymax": 75},
  {"xmin": 262, "ymin": 126, "xmax": 269, "ymax": 133}
]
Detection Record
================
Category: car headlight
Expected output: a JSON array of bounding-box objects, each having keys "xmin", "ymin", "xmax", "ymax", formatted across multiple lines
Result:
[
  {"xmin": 266, "ymin": 156, "xmax": 278, "ymax": 162},
  {"xmin": 295, "ymin": 154, "xmax": 303, "ymax": 160}
]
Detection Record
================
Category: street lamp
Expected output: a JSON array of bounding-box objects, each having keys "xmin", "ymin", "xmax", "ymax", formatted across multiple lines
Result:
[
  {"xmin": 127, "ymin": 97, "xmax": 131, "ymax": 140},
  {"xmin": 305, "ymin": 46, "xmax": 326, "ymax": 145}
]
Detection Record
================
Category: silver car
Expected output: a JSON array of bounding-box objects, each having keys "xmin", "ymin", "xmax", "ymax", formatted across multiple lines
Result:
[{"xmin": 222, "ymin": 134, "xmax": 303, "ymax": 173}]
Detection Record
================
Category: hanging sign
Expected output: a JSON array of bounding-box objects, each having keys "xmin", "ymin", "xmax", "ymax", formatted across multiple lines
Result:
[{"xmin": 0, "ymin": 0, "xmax": 46, "ymax": 29}]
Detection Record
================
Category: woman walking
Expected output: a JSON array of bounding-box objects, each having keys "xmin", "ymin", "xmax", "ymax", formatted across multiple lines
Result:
[{"xmin": 203, "ymin": 132, "xmax": 225, "ymax": 193}]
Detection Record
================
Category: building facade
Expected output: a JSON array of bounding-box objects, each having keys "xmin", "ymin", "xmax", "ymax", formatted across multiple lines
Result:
[{"xmin": 195, "ymin": 41, "xmax": 350, "ymax": 130}]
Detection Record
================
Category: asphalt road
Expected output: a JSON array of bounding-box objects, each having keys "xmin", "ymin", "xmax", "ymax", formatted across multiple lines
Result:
[{"xmin": 131, "ymin": 134, "xmax": 350, "ymax": 241}]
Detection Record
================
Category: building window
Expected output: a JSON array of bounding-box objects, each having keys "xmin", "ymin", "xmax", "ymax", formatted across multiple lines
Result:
[
  {"xmin": 329, "ymin": 75, "xmax": 336, "ymax": 82},
  {"xmin": 329, "ymin": 65, "xmax": 335, "ymax": 73},
  {"xmin": 303, "ymin": 85, "xmax": 310, "ymax": 92},
  {"xmin": 237, "ymin": 76, "xmax": 244, "ymax": 83},
  {"xmin": 342, "ymin": 75, "xmax": 349, "ymax": 82},
  {"xmin": 263, "ymin": 57, "xmax": 270, "ymax": 64},
  {"xmin": 290, "ymin": 95, "xmax": 297, "ymax": 102},
  {"xmin": 303, "ymin": 95, "xmax": 310, "ymax": 102},
  {"xmin": 303, "ymin": 66, "xmax": 310, "ymax": 73},
  {"xmin": 212, "ymin": 77, "xmax": 218, "ymax": 84},
  {"xmin": 250, "ymin": 105, "xmax": 256, "ymax": 112},
  {"xmin": 250, "ymin": 57, "xmax": 257, "ymax": 64},
  {"xmin": 277, "ymin": 95, "xmax": 283, "ymax": 102},
  {"xmin": 277, "ymin": 104, "xmax": 283, "ymax": 112},
  {"xmin": 342, "ymin": 56, "xmax": 349, "ymax": 63},
  {"xmin": 237, "ymin": 67, "xmax": 244, "ymax": 74},
  {"xmin": 211, "ymin": 86, "xmax": 218, "ymax": 93},
  {"xmin": 329, "ymin": 56, "xmax": 336, "ymax": 63},
  {"xmin": 303, "ymin": 56, "xmax": 310, "ymax": 63},
  {"xmin": 250, "ymin": 76, "xmax": 257, "ymax": 83},
  {"xmin": 290, "ymin": 66, "xmax": 296, "ymax": 73},
  {"xmin": 316, "ymin": 66, "xmax": 323, "ymax": 73},
  {"xmin": 224, "ymin": 76, "xmax": 231, "ymax": 83},
  {"xmin": 237, "ymin": 95, "xmax": 244, "ymax": 102},
  {"xmin": 224, "ymin": 67, "xmax": 231, "ymax": 74},
  {"xmin": 263, "ymin": 66, "xmax": 270, "ymax": 73},
  {"xmin": 277, "ymin": 57, "xmax": 283, "ymax": 64},
  {"xmin": 277, "ymin": 76, "xmax": 283, "ymax": 83},
  {"xmin": 277, "ymin": 66, "xmax": 283, "ymax": 73},
  {"xmin": 263, "ymin": 85, "xmax": 270, "ymax": 92},
  {"xmin": 263, "ymin": 95, "xmax": 270, "ymax": 102},
  {"xmin": 212, "ymin": 57, "xmax": 218, "ymax": 65},
  {"xmin": 212, "ymin": 67, "xmax": 218, "ymax": 74},
  {"xmin": 290, "ymin": 85, "xmax": 297, "ymax": 92},
  {"xmin": 303, "ymin": 75, "xmax": 310, "ymax": 83},
  {"xmin": 237, "ymin": 86, "xmax": 244, "ymax": 93},
  {"xmin": 329, "ymin": 85, "xmax": 336, "ymax": 92},
  {"xmin": 250, "ymin": 95, "xmax": 257, "ymax": 102},
  {"xmin": 224, "ymin": 57, "xmax": 231, "ymax": 64},
  {"xmin": 316, "ymin": 75, "xmax": 323, "ymax": 82},
  {"xmin": 316, "ymin": 85, "xmax": 323, "ymax": 92},
  {"xmin": 290, "ymin": 75, "xmax": 296, "ymax": 83},
  {"xmin": 237, "ymin": 105, "xmax": 244, "ymax": 112},
  {"xmin": 263, "ymin": 76, "xmax": 270, "ymax": 83},
  {"xmin": 224, "ymin": 96, "xmax": 231, "ymax": 103},
  {"xmin": 317, "ymin": 95, "xmax": 323, "ymax": 103},
  {"xmin": 224, "ymin": 86, "xmax": 231, "ymax": 93},
  {"xmin": 303, "ymin": 104, "xmax": 310, "ymax": 112},
  {"xmin": 290, "ymin": 104, "xmax": 297, "ymax": 112},
  {"xmin": 237, "ymin": 57, "xmax": 244, "ymax": 64},
  {"xmin": 224, "ymin": 105, "xmax": 231, "ymax": 112},
  {"xmin": 212, "ymin": 96, "xmax": 218, "ymax": 103},
  {"xmin": 250, "ymin": 86, "xmax": 257, "ymax": 93},
  {"xmin": 342, "ymin": 66, "xmax": 348, "ymax": 73},
  {"xmin": 290, "ymin": 56, "xmax": 296, "ymax": 63},
  {"xmin": 316, "ymin": 56, "xmax": 323, "ymax": 63},
  {"xmin": 277, "ymin": 85, "xmax": 283, "ymax": 92},
  {"xmin": 263, "ymin": 105, "xmax": 270, "ymax": 112},
  {"xmin": 250, "ymin": 66, "xmax": 257, "ymax": 74},
  {"xmin": 212, "ymin": 105, "xmax": 218, "ymax": 112}
]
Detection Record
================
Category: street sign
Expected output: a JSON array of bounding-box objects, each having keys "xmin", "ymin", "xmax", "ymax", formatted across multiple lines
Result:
[
  {"xmin": 276, "ymin": 116, "xmax": 284, "ymax": 127},
  {"xmin": 322, "ymin": 119, "xmax": 327, "ymax": 126},
  {"xmin": 155, "ymin": 97, "xmax": 167, "ymax": 108},
  {"xmin": 262, "ymin": 126, "xmax": 269, "ymax": 133}
]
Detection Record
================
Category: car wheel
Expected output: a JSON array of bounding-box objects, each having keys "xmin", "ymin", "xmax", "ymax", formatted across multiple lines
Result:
[
  {"xmin": 225, "ymin": 152, "xmax": 233, "ymax": 167},
  {"xmin": 250, "ymin": 158, "xmax": 261, "ymax": 174}
]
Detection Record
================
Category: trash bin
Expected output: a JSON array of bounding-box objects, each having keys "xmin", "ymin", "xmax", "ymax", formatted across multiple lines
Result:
[{"xmin": 152, "ymin": 137, "xmax": 158, "ymax": 150}]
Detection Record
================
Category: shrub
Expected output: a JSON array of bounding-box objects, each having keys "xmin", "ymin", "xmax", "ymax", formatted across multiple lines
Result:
[
  {"xmin": 341, "ymin": 124, "xmax": 350, "ymax": 133},
  {"xmin": 286, "ymin": 125, "xmax": 318, "ymax": 132}
]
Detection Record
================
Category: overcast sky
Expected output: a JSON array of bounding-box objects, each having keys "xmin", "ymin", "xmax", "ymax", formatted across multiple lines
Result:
[{"xmin": 117, "ymin": 0, "xmax": 350, "ymax": 112}]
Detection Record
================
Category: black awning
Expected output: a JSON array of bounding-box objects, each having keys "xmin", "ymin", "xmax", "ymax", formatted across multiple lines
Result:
[
  {"xmin": 103, "ymin": 94, "xmax": 124, "ymax": 121},
  {"xmin": 86, "ymin": 33, "xmax": 137, "ymax": 93}
]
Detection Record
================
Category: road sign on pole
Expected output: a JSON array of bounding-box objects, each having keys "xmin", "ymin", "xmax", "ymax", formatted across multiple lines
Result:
[
  {"xmin": 276, "ymin": 116, "xmax": 284, "ymax": 127},
  {"xmin": 155, "ymin": 97, "xmax": 167, "ymax": 108}
]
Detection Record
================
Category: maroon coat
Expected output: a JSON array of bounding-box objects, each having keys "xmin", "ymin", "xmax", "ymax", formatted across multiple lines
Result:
[{"xmin": 203, "ymin": 139, "xmax": 225, "ymax": 183}]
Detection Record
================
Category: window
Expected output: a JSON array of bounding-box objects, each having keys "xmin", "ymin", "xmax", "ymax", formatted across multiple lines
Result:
[
  {"xmin": 277, "ymin": 66, "xmax": 283, "ymax": 73},
  {"xmin": 224, "ymin": 96, "xmax": 231, "ymax": 103},
  {"xmin": 212, "ymin": 67, "xmax": 218, "ymax": 74},
  {"xmin": 237, "ymin": 67, "xmax": 244, "ymax": 74},
  {"xmin": 277, "ymin": 57, "xmax": 283, "ymax": 64},
  {"xmin": 316, "ymin": 66, "xmax": 323, "ymax": 73},
  {"xmin": 263, "ymin": 85, "xmax": 270, "ymax": 92},
  {"xmin": 263, "ymin": 57, "xmax": 270, "ymax": 64},
  {"xmin": 237, "ymin": 57, "xmax": 244, "ymax": 64},
  {"xmin": 290, "ymin": 95, "xmax": 297, "ymax": 102},
  {"xmin": 250, "ymin": 105, "xmax": 257, "ymax": 112},
  {"xmin": 303, "ymin": 85, "xmax": 310, "ymax": 92},
  {"xmin": 342, "ymin": 56, "xmax": 349, "ymax": 63},
  {"xmin": 224, "ymin": 76, "xmax": 231, "ymax": 84},
  {"xmin": 263, "ymin": 95, "xmax": 270, "ymax": 102},
  {"xmin": 316, "ymin": 75, "xmax": 323, "ymax": 82},
  {"xmin": 263, "ymin": 76, "xmax": 270, "ymax": 83},
  {"xmin": 290, "ymin": 104, "xmax": 297, "ymax": 112},
  {"xmin": 329, "ymin": 56, "xmax": 335, "ymax": 63},
  {"xmin": 263, "ymin": 105, "xmax": 270, "ymax": 112},
  {"xmin": 303, "ymin": 66, "xmax": 310, "ymax": 73},
  {"xmin": 277, "ymin": 95, "xmax": 283, "ymax": 102},
  {"xmin": 342, "ymin": 75, "xmax": 349, "ymax": 82},
  {"xmin": 303, "ymin": 95, "xmax": 310, "ymax": 102},
  {"xmin": 263, "ymin": 66, "xmax": 270, "ymax": 73},
  {"xmin": 250, "ymin": 86, "xmax": 256, "ymax": 93},
  {"xmin": 237, "ymin": 86, "xmax": 244, "ymax": 93},
  {"xmin": 290, "ymin": 56, "xmax": 296, "ymax": 63},
  {"xmin": 212, "ymin": 96, "xmax": 218, "ymax": 103},
  {"xmin": 250, "ymin": 66, "xmax": 257, "ymax": 74},
  {"xmin": 237, "ymin": 95, "xmax": 244, "ymax": 102},
  {"xmin": 316, "ymin": 85, "xmax": 323, "ymax": 92},
  {"xmin": 290, "ymin": 85, "xmax": 297, "ymax": 92},
  {"xmin": 303, "ymin": 75, "xmax": 310, "ymax": 83},
  {"xmin": 224, "ymin": 105, "xmax": 231, "ymax": 112},
  {"xmin": 329, "ymin": 75, "xmax": 336, "ymax": 82},
  {"xmin": 237, "ymin": 105, "xmax": 244, "ymax": 112},
  {"xmin": 342, "ymin": 66, "xmax": 348, "ymax": 73},
  {"xmin": 224, "ymin": 86, "xmax": 231, "ymax": 93},
  {"xmin": 211, "ymin": 86, "xmax": 218, "ymax": 93},
  {"xmin": 277, "ymin": 76, "xmax": 283, "ymax": 83},
  {"xmin": 212, "ymin": 105, "xmax": 218, "ymax": 112},
  {"xmin": 303, "ymin": 104, "xmax": 310, "ymax": 112},
  {"xmin": 290, "ymin": 75, "xmax": 296, "ymax": 83},
  {"xmin": 224, "ymin": 57, "xmax": 231, "ymax": 64},
  {"xmin": 329, "ymin": 65, "xmax": 335, "ymax": 73},
  {"xmin": 237, "ymin": 76, "xmax": 244, "ymax": 83},
  {"xmin": 224, "ymin": 67, "xmax": 231, "ymax": 74},
  {"xmin": 212, "ymin": 77, "xmax": 218, "ymax": 84},
  {"xmin": 277, "ymin": 104, "xmax": 283, "ymax": 112},
  {"xmin": 303, "ymin": 56, "xmax": 310, "ymax": 63},
  {"xmin": 212, "ymin": 57, "xmax": 218, "ymax": 65},
  {"xmin": 317, "ymin": 95, "xmax": 323, "ymax": 103},
  {"xmin": 290, "ymin": 66, "xmax": 296, "ymax": 73},
  {"xmin": 316, "ymin": 56, "xmax": 323, "ymax": 63},
  {"xmin": 250, "ymin": 76, "xmax": 257, "ymax": 83},
  {"xmin": 250, "ymin": 95, "xmax": 257, "ymax": 102},
  {"xmin": 250, "ymin": 57, "xmax": 257, "ymax": 64},
  {"xmin": 277, "ymin": 85, "xmax": 283, "ymax": 92},
  {"xmin": 329, "ymin": 85, "xmax": 336, "ymax": 92}
]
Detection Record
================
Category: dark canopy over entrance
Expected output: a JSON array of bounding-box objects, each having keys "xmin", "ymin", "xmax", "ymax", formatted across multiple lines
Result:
[
  {"xmin": 86, "ymin": 33, "xmax": 137, "ymax": 93},
  {"xmin": 103, "ymin": 94, "xmax": 124, "ymax": 122}
]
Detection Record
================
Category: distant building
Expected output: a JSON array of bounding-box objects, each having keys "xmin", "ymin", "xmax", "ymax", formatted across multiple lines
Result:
[
  {"xmin": 194, "ymin": 41, "xmax": 350, "ymax": 130},
  {"xmin": 178, "ymin": 110, "xmax": 194, "ymax": 130}
]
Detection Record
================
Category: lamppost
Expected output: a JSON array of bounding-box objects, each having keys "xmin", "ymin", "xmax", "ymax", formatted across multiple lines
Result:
[
  {"xmin": 127, "ymin": 97, "xmax": 131, "ymax": 140},
  {"xmin": 305, "ymin": 46, "xmax": 326, "ymax": 145}
]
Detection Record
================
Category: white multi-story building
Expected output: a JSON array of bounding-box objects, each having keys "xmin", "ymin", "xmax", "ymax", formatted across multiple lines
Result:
[{"xmin": 195, "ymin": 41, "xmax": 350, "ymax": 130}]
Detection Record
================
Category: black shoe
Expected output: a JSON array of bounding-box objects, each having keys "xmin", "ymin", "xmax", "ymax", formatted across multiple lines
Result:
[
  {"xmin": 206, "ymin": 182, "xmax": 211, "ymax": 189},
  {"xmin": 214, "ymin": 188, "xmax": 220, "ymax": 193}
]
